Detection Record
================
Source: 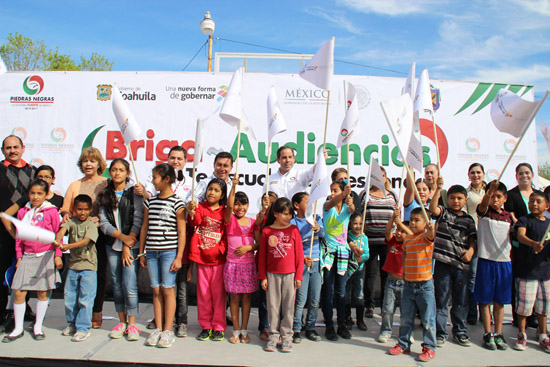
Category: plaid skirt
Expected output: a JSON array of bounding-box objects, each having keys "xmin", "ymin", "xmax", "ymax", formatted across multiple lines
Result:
[{"xmin": 11, "ymin": 250, "xmax": 61, "ymax": 291}]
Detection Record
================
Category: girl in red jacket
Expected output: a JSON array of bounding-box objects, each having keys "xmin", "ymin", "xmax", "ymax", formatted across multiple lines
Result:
[{"xmin": 187, "ymin": 178, "xmax": 228, "ymax": 342}]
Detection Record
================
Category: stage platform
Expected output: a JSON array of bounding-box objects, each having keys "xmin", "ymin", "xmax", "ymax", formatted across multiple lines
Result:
[{"xmin": 1, "ymin": 299, "xmax": 549, "ymax": 367}]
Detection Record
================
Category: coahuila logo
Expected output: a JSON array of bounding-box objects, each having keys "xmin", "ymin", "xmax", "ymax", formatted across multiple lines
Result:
[
  {"xmin": 465, "ymin": 138, "xmax": 480, "ymax": 153},
  {"xmin": 23, "ymin": 75, "xmax": 44, "ymax": 95},
  {"xmin": 50, "ymin": 128, "xmax": 66, "ymax": 143},
  {"xmin": 40, "ymin": 127, "xmax": 73, "ymax": 152},
  {"xmin": 167, "ymin": 85, "xmax": 226, "ymax": 102}
]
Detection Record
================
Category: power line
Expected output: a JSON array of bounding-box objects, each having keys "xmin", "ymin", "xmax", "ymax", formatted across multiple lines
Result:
[
  {"xmin": 182, "ymin": 40, "xmax": 208, "ymax": 71},
  {"xmin": 215, "ymin": 36, "xmax": 408, "ymax": 76}
]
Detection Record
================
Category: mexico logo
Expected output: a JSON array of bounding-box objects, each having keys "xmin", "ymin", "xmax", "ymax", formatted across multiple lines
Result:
[
  {"xmin": 97, "ymin": 84, "xmax": 112, "ymax": 101},
  {"xmin": 23, "ymin": 75, "xmax": 44, "ymax": 95}
]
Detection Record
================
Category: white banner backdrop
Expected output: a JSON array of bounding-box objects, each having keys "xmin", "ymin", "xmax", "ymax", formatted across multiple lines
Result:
[{"xmin": 0, "ymin": 71, "xmax": 537, "ymax": 213}]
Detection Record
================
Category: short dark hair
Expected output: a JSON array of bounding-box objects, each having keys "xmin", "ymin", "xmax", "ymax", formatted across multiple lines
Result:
[
  {"xmin": 410, "ymin": 207, "xmax": 427, "ymax": 219},
  {"xmin": 530, "ymin": 190, "xmax": 547, "ymax": 202},
  {"xmin": 447, "ymin": 185, "xmax": 467, "ymax": 197},
  {"xmin": 2, "ymin": 135, "xmax": 24, "ymax": 149},
  {"xmin": 214, "ymin": 151, "xmax": 234, "ymax": 165},
  {"xmin": 235, "ymin": 191, "xmax": 249, "ymax": 205},
  {"xmin": 544, "ymin": 186, "xmax": 550, "ymax": 203},
  {"xmin": 35, "ymin": 165, "xmax": 55, "ymax": 179},
  {"xmin": 331, "ymin": 180, "xmax": 346, "ymax": 192},
  {"xmin": 74, "ymin": 194, "xmax": 93, "ymax": 208},
  {"xmin": 276, "ymin": 145, "xmax": 295, "ymax": 159},
  {"xmin": 29, "ymin": 179, "xmax": 50, "ymax": 195},
  {"xmin": 494, "ymin": 181, "xmax": 508, "ymax": 196},
  {"xmin": 168, "ymin": 146, "xmax": 187, "ymax": 160},
  {"xmin": 291, "ymin": 192, "xmax": 308, "ymax": 208},
  {"xmin": 152, "ymin": 163, "xmax": 176, "ymax": 184}
]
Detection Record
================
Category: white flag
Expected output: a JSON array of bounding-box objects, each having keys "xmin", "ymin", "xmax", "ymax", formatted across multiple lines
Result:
[
  {"xmin": 193, "ymin": 118, "xmax": 205, "ymax": 167},
  {"xmin": 336, "ymin": 82, "xmax": 360, "ymax": 148},
  {"xmin": 369, "ymin": 157, "xmax": 386, "ymax": 195},
  {"xmin": 0, "ymin": 57, "xmax": 7, "ymax": 76},
  {"xmin": 305, "ymin": 149, "xmax": 331, "ymax": 221},
  {"xmin": 381, "ymin": 93, "xmax": 414, "ymax": 160},
  {"xmin": 267, "ymin": 87, "xmax": 287, "ymax": 142},
  {"xmin": 299, "ymin": 37, "xmax": 334, "ymax": 90},
  {"xmin": 402, "ymin": 62, "xmax": 416, "ymax": 96},
  {"xmin": 112, "ymin": 84, "xmax": 142, "ymax": 144},
  {"xmin": 414, "ymin": 69, "xmax": 433, "ymax": 116},
  {"xmin": 407, "ymin": 127, "xmax": 424, "ymax": 172},
  {"xmin": 219, "ymin": 67, "xmax": 256, "ymax": 140},
  {"xmin": 491, "ymin": 89, "xmax": 543, "ymax": 138},
  {"xmin": 0, "ymin": 213, "xmax": 55, "ymax": 244}
]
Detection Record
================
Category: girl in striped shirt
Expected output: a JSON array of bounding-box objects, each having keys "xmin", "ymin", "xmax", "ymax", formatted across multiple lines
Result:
[{"xmin": 139, "ymin": 164, "xmax": 186, "ymax": 348}]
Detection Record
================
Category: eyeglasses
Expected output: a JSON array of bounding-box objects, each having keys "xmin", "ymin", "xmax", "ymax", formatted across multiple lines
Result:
[{"xmin": 36, "ymin": 175, "xmax": 52, "ymax": 180}]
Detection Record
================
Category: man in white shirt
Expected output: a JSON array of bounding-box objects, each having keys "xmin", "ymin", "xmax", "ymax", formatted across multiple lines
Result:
[
  {"xmin": 184, "ymin": 151, "xmax": 234, "ymax": 205},
  {"xmin": 135, "ymin": 146, "xmax": 191, "ymax": 200},
  {"xmin": 264, "ymin": 145, "xmax": 318, "ymax": 200}
]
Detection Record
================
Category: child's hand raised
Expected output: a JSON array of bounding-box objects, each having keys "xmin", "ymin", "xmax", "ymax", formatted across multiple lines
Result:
[
  {"xmin": 487, "ymin": 180, "xmax": 499, "ymax": 195},
  {"xmin": 232, "ymin": 176, "xmax": 239, "ymax": 187},
  {"xmin": 436, "ymin": 177, "xmax": 444, "ymax": 189},
  {"xmin": 311, "ymin": 221, "xmax": 320, "ymax": 232}
]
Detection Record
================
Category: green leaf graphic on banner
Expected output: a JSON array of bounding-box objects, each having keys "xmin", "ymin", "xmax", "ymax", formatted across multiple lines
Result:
[
  {"xmin": 508, "ymin": 84, "xmax": 523, "ymax": 94},
  {"xmin": 454, "ymin": 83, "xmax": 491, "ymax": 115},
  {"xmin": 521, "ymin": 86, "xmax": 533, "ymax": 96},
  {"xmin": 472, "ymin": 83, "xmax": 507, "ymax": 114},
  {"xmin": 82, "ymin": 125, "xmax": 105, "ymax": 151}
]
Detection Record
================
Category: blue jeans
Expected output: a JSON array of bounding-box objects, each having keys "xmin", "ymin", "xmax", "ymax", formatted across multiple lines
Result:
[
  {"xmin": 106, "ymin": 245, "xmax": 140, "ymax": 317},
  {"xmin": 434, "ymin": 261, "xmax": 469, "ymax": 339},
  {"xmin": 293, "ymin": 262, "xmax": 322, "ymax": 332},
  {"xmin": 345, "ymin": 268, "xmax": 364, "ymax": 305},
  {"xmin": 380, "ymin": 277, "xmax": 404, "ymax": 335},
  {"xmin": 64, "ymin": 269, "xmax": 97, "ymax": 332},
  {"xmin": 467, "ymin": 255, "xmax": 478, "ymax": 321},
  {"xmin": 321, "ymin": 264, "xmax": 348, "ymax": 327},
  {"xmin": 398, "ymin": 280, "xmax": 437, "ymax": 351},
  {"xmin": 146, "ymin": 250, "xmax": 177, "ymax": 288}
]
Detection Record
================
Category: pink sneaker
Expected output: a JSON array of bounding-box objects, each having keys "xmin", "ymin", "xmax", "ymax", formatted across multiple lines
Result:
[
  {"xmin": 540, "ymin": 336, "xmax": 550, "ymax": 353},
  {"xmin": 389, "ymin": 344, "xmax": 411, "ymax": 355},
  {"xmin": 108, "ymin": 323, "xmax": 127, "ymax": 339},
  {"xmin": 418, "ymin": 346, "xmax": 436, "ymax": 362},
  {"xmin": 125, "ymin": 324, "xmax": 141, "ymax": 341}
]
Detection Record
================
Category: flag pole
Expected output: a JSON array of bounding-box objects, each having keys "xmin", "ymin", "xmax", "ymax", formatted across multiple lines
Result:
[
  {"xmin": 127, "ymin": 143, "xmax": 140, "ymax": 187},
  {"xmin": 497, "ymin": 90, "xmax": 549, "ymax": 182},
  {"xmin": 404, "ymin": 162, "xmax": 430, "ymax": 224},
  {"xmin": 536, "ymin": 221, "xmax": 550, "ymax": 255},
  {"xmin": 343, "ymin": 81, "xmax": 350, "ymax": 176},
  {"xmin": 322, "ymin": 90, "xmax": 331, "ymax": 150},
  {"xmin": 307, "ymin": 201, "xmax": 318, "ymax": 271},
  {"xmin": 265, "ymin": 141, "xmax": 272, "ymax": 198},
  {"xmin": 397, "ymin": 166, "xmax": 406, "ymax": 208},
  {"xmin": 235, "ymin": 119, "xmax": 243, "ymax": 178}
]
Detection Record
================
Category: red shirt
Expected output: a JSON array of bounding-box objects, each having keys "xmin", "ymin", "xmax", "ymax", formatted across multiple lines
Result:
[
  {"xmin": 382, "ymin": 236, "xmax": 404, "ymax": 276},
  {"xmin": 187, "ymin": 202, "xmax": 227, "ymax": 266},
  {"xmin": 258, "ymin": 225, "xmax": 304, "ymax": 281}
]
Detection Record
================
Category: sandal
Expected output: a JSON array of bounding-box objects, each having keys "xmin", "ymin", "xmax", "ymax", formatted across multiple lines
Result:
[
  {"xmin": 240, "ymin": 331, "xmax": 250, "ymax": 344},
  {"xmin": 229, "ymin": 330, "xmax": 240, "ymax": 344}
]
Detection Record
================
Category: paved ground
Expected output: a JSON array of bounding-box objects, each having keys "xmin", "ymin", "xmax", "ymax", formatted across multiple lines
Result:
[{"xmin": 1, "ymin": 299, "xmax": 549, "ymax": 366}]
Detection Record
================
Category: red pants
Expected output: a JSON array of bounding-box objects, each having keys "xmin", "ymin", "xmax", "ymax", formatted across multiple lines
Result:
[{"xmin": 196, "ymin": 263, "xmax": 226, "ymax": 331}]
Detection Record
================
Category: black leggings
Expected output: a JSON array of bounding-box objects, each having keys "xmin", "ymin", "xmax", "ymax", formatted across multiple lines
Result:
[
  {"xmin": 93, "ymin": 234, "xmax": 107, "ymax": 313},
  {"xmin": 363, "ymin": 245, "xmax": 388, "ymax": 310}
]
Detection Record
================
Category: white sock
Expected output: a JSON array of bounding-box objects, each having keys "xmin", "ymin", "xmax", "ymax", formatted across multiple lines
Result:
[
  {"xmin": 9, "ymin": 303, "xmax": 25, "ymax": 337},
  {"xmin": 34, "ymin": 300, "xmax": 49, "ymax": 335}
]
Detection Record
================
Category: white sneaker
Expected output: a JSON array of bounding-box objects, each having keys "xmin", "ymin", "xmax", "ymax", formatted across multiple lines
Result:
[
  {"xmin": 145, "ymin": 328, "xmax": 162, "ymax": 347},
  {"xmin": 157, "ymin": 330, "xmax": 175, "ymax": 348},
  {"xmin": 378, "ymin": 333, "xmax": 391, "ymax": 343},
  {"xmin": 61, "ymin": 326, "xmax": 76, "ymax": 336},
  {"xmin": 71, "ymin": 331, "xmax": 91, "ymax": 342}
]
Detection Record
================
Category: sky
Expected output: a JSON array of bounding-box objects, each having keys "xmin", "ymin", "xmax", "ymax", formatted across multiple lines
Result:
[{"xmin": 1, "ymin": 0, "xmax": 550, "ymax": 164}]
